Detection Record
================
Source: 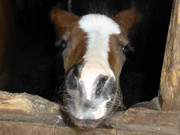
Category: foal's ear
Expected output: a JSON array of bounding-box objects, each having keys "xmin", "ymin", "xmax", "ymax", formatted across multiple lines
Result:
[
  {"xmin": 51, "ymin": 8, "xmax": 79, "ymax": 37},
  {"xmin": 113, "ymin": 8, "xmax": 141, "ymax": 32}
]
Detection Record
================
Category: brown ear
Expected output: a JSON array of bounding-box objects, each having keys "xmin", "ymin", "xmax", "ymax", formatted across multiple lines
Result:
[
  {"xmin": 51, "ymin": 8, "xmax": 79, "ymax": 38},
  {"xmin": 113, "ymin": 8, "xmax": 141, "ymax": 32}
]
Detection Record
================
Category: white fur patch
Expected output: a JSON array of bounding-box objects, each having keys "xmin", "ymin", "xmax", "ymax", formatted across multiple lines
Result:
[
  {"xmin": 71, "ymin": 14, "xmax": 121, "ymax": 120},
  {"xmin": 79, "ymin": 14, "xmax": 121, "ymax": 100},
  {"xmin": 74, "ymin": 98, "xmax": 111, "ymax": 120},
  {"xmin": 79, "ymin": 14, "xmax": 121, "ymax": 35}
]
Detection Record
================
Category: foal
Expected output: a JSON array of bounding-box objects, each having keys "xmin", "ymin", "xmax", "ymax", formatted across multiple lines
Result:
[{"xmin": 51, "ymin": 7, "xmax": 139, "ymax": 128}]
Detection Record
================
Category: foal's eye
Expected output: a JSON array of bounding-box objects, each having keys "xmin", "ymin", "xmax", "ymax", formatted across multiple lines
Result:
[
  {"xmin": 55, "ymin": 39, "xmax": 67, "ymax": 50},
  {"xmin": 121, "ymin": 45, "xmax": 129, "ymax": 54},
  {"xmin": 121, "ymin": 43, "xmax": 134, "ymax": 56}
]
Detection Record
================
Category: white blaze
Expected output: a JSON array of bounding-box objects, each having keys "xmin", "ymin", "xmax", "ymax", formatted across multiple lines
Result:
[
  {"xmin": 79, "ymin": 14, "xmax": 121, "ymax": 100},
  {"xmin": 74, "ymin": 14, "xmax": 121, "ymax": 120}
]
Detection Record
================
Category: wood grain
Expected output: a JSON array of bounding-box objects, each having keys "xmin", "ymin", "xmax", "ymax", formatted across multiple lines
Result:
[
  {"xmin": 0, "ymin": 107, "xmax": 179, "ymax": 135},
  {"xmin": 160, "ymin": 0, "xmax": 180, "ymax": 110}
]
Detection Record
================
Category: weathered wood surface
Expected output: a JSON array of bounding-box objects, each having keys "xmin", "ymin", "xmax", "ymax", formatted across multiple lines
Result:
[
  {"xmin": 106, "ymin": 107, "xmax": 179, "ymax": 135},
  {"xmin": 0, "ymin": 107, "xmax": 179, "ymax": 135},
  {"xmin": 159, "ymin": 0, "xmax": 180, "ymax": 110},
  {"xmin": 0, "ymin": 91, "xmax": 179, "ymax": 135},
  {"xmin": 0, "ymin": 91, "xmax": 60, "ymax": 114}
]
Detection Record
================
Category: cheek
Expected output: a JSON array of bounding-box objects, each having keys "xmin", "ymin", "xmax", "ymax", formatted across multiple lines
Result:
[
  {"xmin": 108, "ymin": 49, "xmax": 126, "ymax": 77},
  {"xmin": 62, "ymin": 42, "xmax": 86, "ymax": 72}
]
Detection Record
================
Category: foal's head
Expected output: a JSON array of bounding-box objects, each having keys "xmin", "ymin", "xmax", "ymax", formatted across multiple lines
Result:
[{"xmin": 51, "ymin": 8, "xmax": 139, "ymax": 128}]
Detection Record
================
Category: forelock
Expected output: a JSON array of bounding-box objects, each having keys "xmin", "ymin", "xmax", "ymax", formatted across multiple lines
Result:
[{"xmin": 79, "ymin": 14, "xmax": 121, "ymax": 35}]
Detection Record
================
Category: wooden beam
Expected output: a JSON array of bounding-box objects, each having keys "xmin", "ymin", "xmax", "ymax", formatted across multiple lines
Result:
[
  {"xmin": 0, "ymin": 108, "xmax": 179, "ymax": 135},
  {"xmin": 0, "ymin": 0, "xmax": 12, "ymax": 68},
  {"xmin": 0, "ymin": 91, "xmax": 179, "ymax": 134},
  {"xmin": 0, "ymin": 0, "xmax": 15, "ymax": 86},
  {"xmin": 159, "ymin": 0, "xmax": 180, "ymax": 110}
]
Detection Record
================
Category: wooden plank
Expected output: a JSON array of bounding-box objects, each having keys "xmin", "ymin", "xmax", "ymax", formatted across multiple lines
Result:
[
  {"xmin": 105, "ymin": 108, "xmax": 179, "ymax": 135},
  {"xmin": 0, "ymin": 0, "xmax": 15, "ymax": 87},
  {"xmin": 0, "ymin": 91, "xmax": 60, "ymax": 114},
  {"xmin": 0, "ymin": 107, "xmax": 179, "ymax": 135},
  {"xmin": 0, "ymin": 121, "xmax": 116, "ymax": 135},
  {"xmin": 117, "ymin": 130, "xmax": 175, "ymax": 135},
  {"xmin": 0, "ymin": 91, "xmax": 180, "ymax": 134},
  {"xmin": 159, "ymin": 0, "xmax": 180, "ymax": 110},
  {"xmin": 0, "ymin": 112, "xmax": 65, "ymax": 126}
]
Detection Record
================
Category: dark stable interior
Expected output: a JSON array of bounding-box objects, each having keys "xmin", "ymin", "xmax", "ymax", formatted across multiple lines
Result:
[{"xmin": 1, "ymin": 0, "xmax": 172, "ymax": 107}]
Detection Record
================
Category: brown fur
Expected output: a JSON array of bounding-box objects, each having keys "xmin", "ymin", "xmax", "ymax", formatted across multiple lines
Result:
[
  {"xmin": 51, "ymin": 8, "xmax": 140, "ymax": 128},
  {"xmin": 51, "ymin": 8, "xmax": 79, "ymax": 39},
  {"xmin": 113, "ymin": 8, "xmax": 141, "ymax": 32},
  {"xmin": 62, "ymin": 24, "xmax": 87, "ymax": 72},
  {"xmin": 51, "ymin": 8, "xmax": 140, "ymax": 76},
  {"xmin": 51, "ymin": 8, "xmax": 88, "ymax": 72},
  {"xmin": 108, "ymin": 35, "xmax": 127, "ymax": 78},
  {"xmin": 108, "ymin": 7, "xmax": 140, "ymax": 77}
]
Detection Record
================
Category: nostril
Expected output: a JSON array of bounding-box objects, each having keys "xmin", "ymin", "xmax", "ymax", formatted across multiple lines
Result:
[
  {"xmin": 83, "ymin": 100, "xmax": 96, "ymax": 110},
  {"xmin": 102, "ymin": 77, "xmax": 117, "ymax": 98},
  {"xmin": 96, "ymin": 75, "xmax": 108, "ymax": 96},
  {"xmin": 65, "ymin": 64, "xmax": 83, "ymax": 90},
  {"xmin": 84, "ymin": 101, "xmax": 91, "ymax": 108}
]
